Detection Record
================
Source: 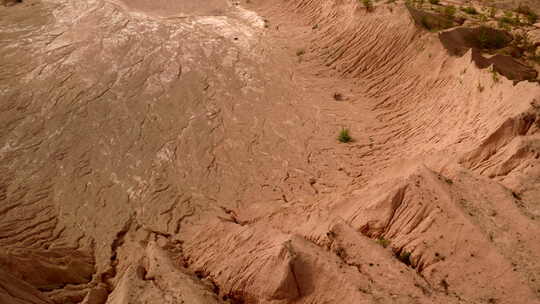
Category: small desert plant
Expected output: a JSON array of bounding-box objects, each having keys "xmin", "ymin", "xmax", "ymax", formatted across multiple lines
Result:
[
  {"xmin": 526, "ymin": 12, "xmax": 538, "ymax": 24},
  {"xmin": 397, "ymin": 251, "xmax": 412, "ymax": 266},
  {"xmin": 478, "ymin": 14, "xmax": 488, "ymax": 23},
  {"xmin": 429, "ymin": 0, "xmax": 439, "ymax": 5},
  {"xmin": 516, "ymin": 5, "xmax": 538, "ymax": 24},
  {"xmin": 444, "ymin": 5, "xmax": 456, "ymax": 19},
  {"xmin": 489, "ymin": 6, "xmax": 497, "ymax": 18},
  {"xmin": 515, "ymin": 5, "xmax": 532, "ymax": 15},
  {"xmin": 362, "ymin": 0, "xmax": 373, "ymax": 11},
  {"xmin": 296, "ymin": 48, "xmax": 305, "ymax": 56},
  {"xmin": 338, "ymin": 128, "xmax": 352, "ymax": 143},
  {"xmin": 440, "ymin": 279, "xmax": 449, "ymax": 291},
  {"xmin": 461, "ymin": 6, "xmax": 478, "ymax": 15},
  {"xmin": 491, "ymin": 68, "xmax": 500, "ymax": 83},
  {"xmin": 477, "ymin": 82, "xmax": 484, "ymax": 92},
  {"xmin": 420, "ymin": 16, "xmax": 432, "ymax": 30},
  {"xmin": 418, "ymin": 14, "xmax": 453, "ymax": 31},
  {"xmin": 514, "ymin": 32, "xmax": 535, "ymax": 53},
  {"xmin": 499, "ymin": 11, "xmax": 518, "ymax": 25},
  {"xmin": 513, "ymin": 13, "xmax": 521, "ymax": 24},
  {"xmin": 376, "ymin": 238, "xmax": 390, "ymax": 248},
  {"xmin": 497, "ymin": 12, "xmax": 517, "ymax": 29},
  {"xmin": 475, "ymin": 27, "xmax": 508, "ymax": 49},
  {"xmin": 497, "ymin": 19, "xmax": 511, "ymax": 30}
]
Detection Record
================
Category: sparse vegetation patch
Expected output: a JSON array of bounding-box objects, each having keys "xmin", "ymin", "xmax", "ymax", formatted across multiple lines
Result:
[
  {"xmin": 491, "ymin": 67, "xmax": 500, "ymax": 83},
  {"xmin": 444, "ymin": 5, "xmax": 456, "ymax": 19},
  {"xmin": 475, "ymin": 26, "xmax": 509, "ymax": 50},
  {"xmin": 397, "ymin": 251, "xmax": 412, "ymax": 266},
  {"xmin": 461, "ymin": 6, "xmax": 478, "ymax": 15},
  {"xmin": 338, "ymin": 128, "xmax": 352, "ymax": 143},
  {"xmin": 515, "ymin": 5, "xmax": 538, "ymax": 24},
  {"xmin": 477, "ymin": 83, "xmax": 484, "ymax": 92},
  {"xmin": 376, "ymin": 237, "xmax": 391, "ymax": 248},
  {"xmin": 488, "ymin": 7, "xmax": 497, "ymax": 18},
  {"xmin": 361, "ymin": 0, "xmax": 373, "ymax": 11}
]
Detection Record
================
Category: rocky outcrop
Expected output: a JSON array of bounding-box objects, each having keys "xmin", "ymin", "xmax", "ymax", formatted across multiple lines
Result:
[{"xmin": 439, "ymin": 26, "xmax": 537, "ymax": 81}]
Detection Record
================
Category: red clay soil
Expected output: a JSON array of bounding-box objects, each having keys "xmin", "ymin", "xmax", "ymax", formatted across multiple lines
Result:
[{"xmin": 0, "ymin": 0, "xmax": 540, "ymax": 303}]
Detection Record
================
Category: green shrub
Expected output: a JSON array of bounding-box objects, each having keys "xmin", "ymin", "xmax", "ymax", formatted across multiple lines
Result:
[
  {"xmin": 338, "ymin": 128, "xmax": 352, "ymax": 143},
  {"xmin": 516, "ymin": 5, "xmax": 538, "ymax": 24},
  {"xmin": 416, "ymin": 13, "xmax": 453, "ymax": 31},
  {"xmin": 397, "ymin": 251, "xmax": 412, "ymax": 266},
  {"xmin": 512, "ymin": 13, "xmax": 521, "ymax": 25},
  {"xmin": 491, "ymin": 68, "xmax": 500, "ymax": 83},
  {"xmin": 429, "ymin": 0, "xmax": 439, "ymax": 5},
  {"xmin": 489, "ymin": 7, "xmax": 497, "ymax": 18},
  {"xmin": 515, "ymin": 33, "xmax": 535, "ymax": 53},
  {"xmin": 420, "ymin": 16, "xmax": 431, "ymax": 29},
  {"xmin": 461, "ymin": 6, "xmax": 478, "ymax": 15},
  {"xmin": 444, "ymin": 5, "xmax": 456, "ymax": 19},
  {"xmin": 497, "ymin": 22, "xmax": 510, "ymax": 30},
  {"xmin": 498, "ymin": 12, "xmax": 518, "ymax": 28},
  {"xmin": 362, "ymin": 0, "xmax": 373, "ymax": 11},
  {"xmin": 376, "ymin": 238, "xmax": 390, "ymax": 248},
  {"xmin": 480, "ymin": 14, "xmax": 489, "ymax": 23},
  {"xmin": 475, "ymin": 27, "xmax": 508, "ymax": 49},
  {"xmin": 499, "ymin": 16, "xmax": 513, "ymax": 24},
  {"xmin": 527, "ymin": 12, "xmax": 538, "ymax": 24}
]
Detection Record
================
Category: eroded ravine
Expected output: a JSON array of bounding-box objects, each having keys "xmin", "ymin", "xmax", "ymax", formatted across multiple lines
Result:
[{"xmin": 1, "ymin": 0, "xmax": 539, "ymax": 303}]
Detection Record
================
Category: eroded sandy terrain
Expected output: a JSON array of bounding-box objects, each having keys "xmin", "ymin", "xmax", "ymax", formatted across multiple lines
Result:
[{"xmin": 1, "ymin": 0, "xmax": 540, "ymax": 303}]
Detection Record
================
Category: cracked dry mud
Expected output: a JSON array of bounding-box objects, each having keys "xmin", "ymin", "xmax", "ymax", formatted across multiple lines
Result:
[{"xmin": 1, "ymin": 0, "xmax": 540, "ymax": 303}]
